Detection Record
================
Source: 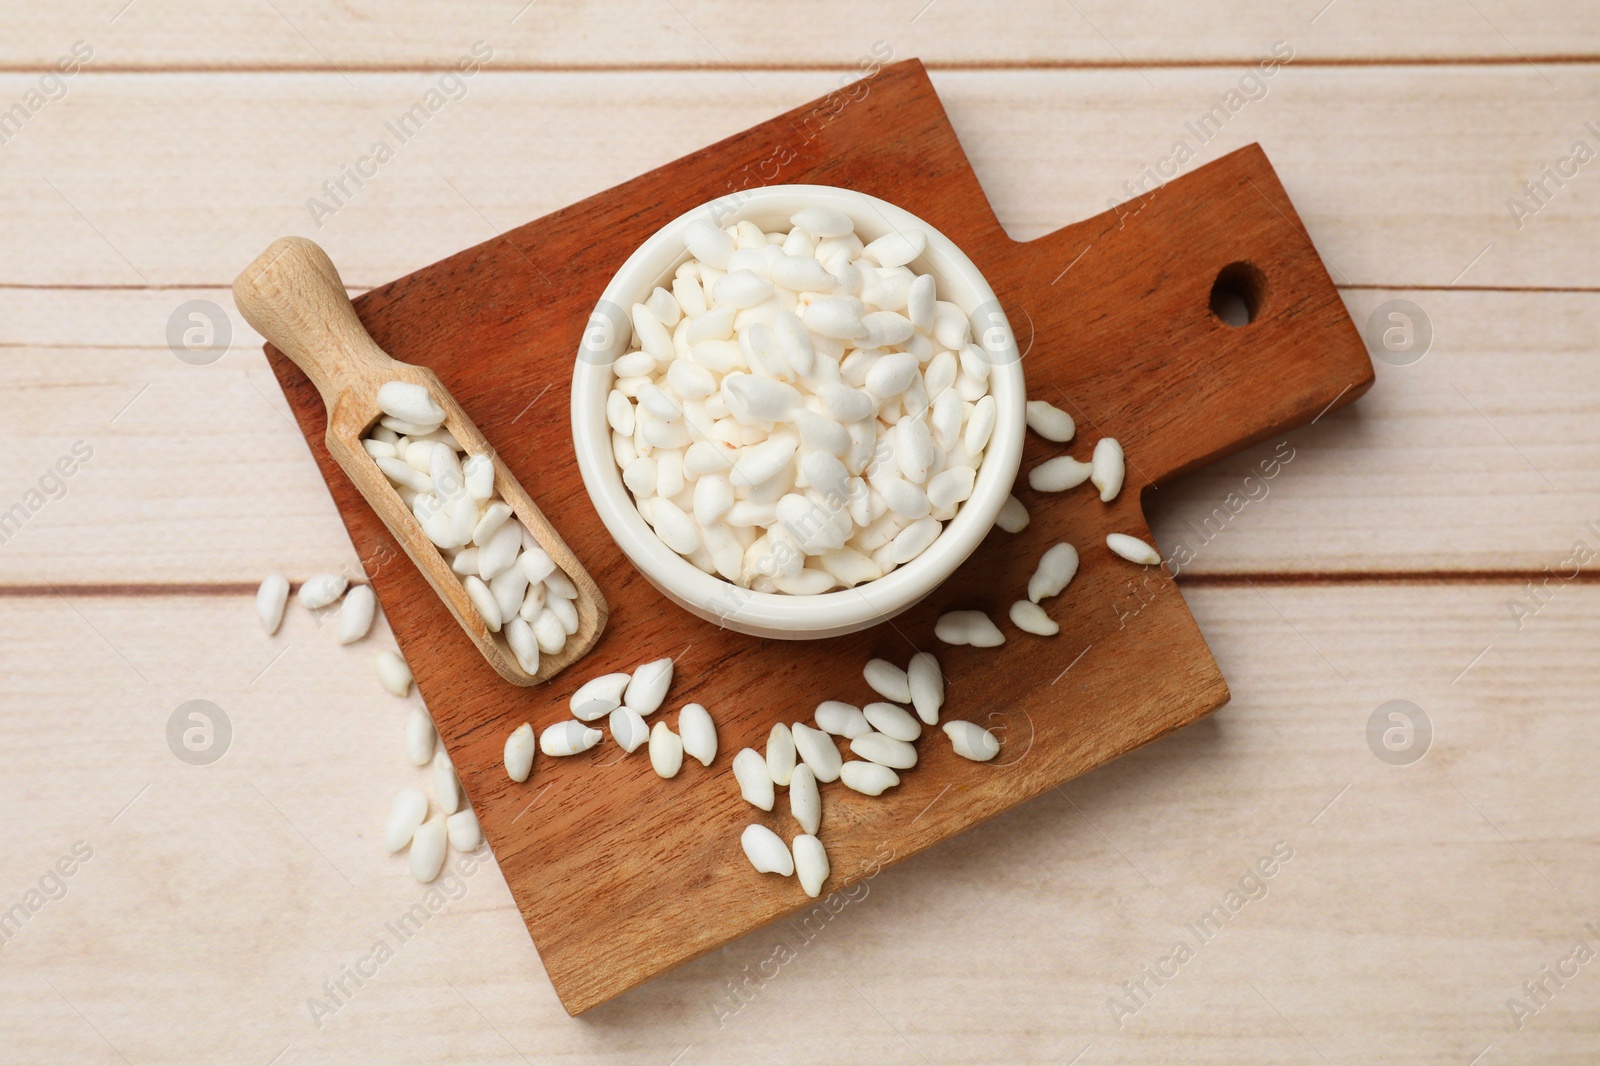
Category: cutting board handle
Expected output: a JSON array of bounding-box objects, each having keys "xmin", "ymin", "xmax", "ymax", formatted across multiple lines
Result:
[
  {"xmin": 1004, "ymin": 143, "xmax": 1372, "ymax": 491},
  {"xmin": 233, "ymin": 236, "xmax": 408, "ymax": 411}
]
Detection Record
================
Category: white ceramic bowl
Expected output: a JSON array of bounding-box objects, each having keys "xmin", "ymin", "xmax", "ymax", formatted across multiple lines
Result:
[{"xmin": 571, "ymin": 184, "xmax": 1025, "ymax": 639}]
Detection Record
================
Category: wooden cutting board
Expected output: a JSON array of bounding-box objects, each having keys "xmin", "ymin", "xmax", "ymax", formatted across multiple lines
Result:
[{"xmin": 264, "ymin": 59, "xmax": 1373, "ymax": 1015}]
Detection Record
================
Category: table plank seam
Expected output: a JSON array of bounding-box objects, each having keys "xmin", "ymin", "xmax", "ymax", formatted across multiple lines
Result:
[{"xmin": 5, "ymin": 570, "xmax": 1594, "ymax": 600}]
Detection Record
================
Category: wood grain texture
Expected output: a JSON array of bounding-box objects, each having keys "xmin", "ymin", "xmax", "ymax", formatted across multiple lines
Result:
[
  {"xmin": 2, "ymin": 583, "xmax": 1595, "ymax": 1064},
  {"xmin": 259, "ymin": 60, "xmax": 1370, "ymax": 1012},
  {"xmin": 3, "ymin": 67, "xmax": 1599, "ymax": 289},
  {"xmin": 4, "ymin": 0, "xmax": 1597, "ymax": 68}
]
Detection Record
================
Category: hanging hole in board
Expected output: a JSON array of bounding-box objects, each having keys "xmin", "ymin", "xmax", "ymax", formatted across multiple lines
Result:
[{"xmin": 1208, "ymin": 261, "xmax": 1267, "ymax": 327}]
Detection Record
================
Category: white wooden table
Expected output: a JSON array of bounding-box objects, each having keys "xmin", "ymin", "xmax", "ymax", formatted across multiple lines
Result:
[{"xmin": 2, "ymin": 3, "xmax": 1597, "ymax": 1062}]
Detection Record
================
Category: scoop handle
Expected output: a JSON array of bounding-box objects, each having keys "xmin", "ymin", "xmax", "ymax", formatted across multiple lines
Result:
[{"xmin": 232, "ymin": 236, "xmax": 407, "ymax": 410}]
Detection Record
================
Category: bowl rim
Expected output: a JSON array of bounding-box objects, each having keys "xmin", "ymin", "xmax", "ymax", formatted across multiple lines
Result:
[{"xmin": 570, "ymin": 183, "xmax": 1025, "ymax": 636}]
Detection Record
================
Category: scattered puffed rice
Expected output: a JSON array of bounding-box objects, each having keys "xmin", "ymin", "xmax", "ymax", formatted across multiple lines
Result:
[
  {"xmin": 741, "ymin": 824, "xmax": 794, "ymax": 876},
  {"xmin": 649, "ymin": 721, "xmax": 683, "ymax": 778},
  {"xmin": 503, "ymin": 722, "xmax": 535, "ymax": 781},
  {"xmin": 907, "ymin": 652, "xmax": 944, "ymax": 725},
  {"xmin": 1028, "ymin": 455, "xmax": 1092, "ymax": 493},
  {"xmin": 624, "ymin": 657, "xmax": 674, "ymax": 715},
  {"xmin": 256, "ymin": 574, "xmax": 289, "ymax": 635},
  {"xmin": 540, "ymin": 720, "xmax": 603, "ymax": 756},
  {"xmin": 446, "ymin": 808, "xmax": 482, "ymax": 851},
  {"xmin": 1027, "ymin": 542, "xmax": 1079, "ymax": 603},
  {"xmin": 409, "ymin": 815, "xmax": 447, "ymax": 883},
  {"xmin": 1107, "ymin": 532, "xmax": 1161, "ymax": 566},
  {"xmin": 405, "ymin": 707, "xmax": 436, "ymax": 767},
  {"xmin": 1025, "ymin": 400, "xmax": 1075, "ymax": 442},
  {"xmin": 1091, "ymin": 437, "xmax": 1125, "ymax": 502},
  {"xmin": 863, "ymin": 658, "xmax": 912, "ymax": 703},
  {"xmin": 572, "ymin": 671, "xmax": 630, "ymax": 721},
  {"xmin": 376, "ymin": 649, "xmax": 413, "ymax": 697},
  {"xmin": 792, "ymin": 722, "xmax": 843, "ymax": 783},
  {"xmin": 1010, "ymin": 599, "xmax": 1059, "ymax": 636},
  {"xmin": 934, "ymin": 610, "xmax": 1005, "ymax": 648},
  {"xmin": 609, "ymin": 705, "xmax": 649, "ymax": 753},
  {"xmin": 767, "ymin": 722, "xmax": 796, "ymax": 786},
  {"xmin": 679, "ymin": 703, "xmax": 718, "ymax": 766},
  {"xmin": 337, "ymin": 584, "xmax": 376, "ymax": 644},
  {"xmin": 733, "ymin": 748, "xmax": 775, "ymax": 810},
  {"xmin": 793, "ymin": 833, "xmax": 829, "ymax": 897},
  {"xmin": 840, "ymin": 760, "xmax": 900, "ymax": 796},
  {"xmin": 298, "ymin": 573, "xmax": 348, "ymax": 610},
  {"xmin": 995, "ymin": 495, "xmax": 1030, "ymax": 533},
  {"xmin": 432, "ymin": 749, "xmax": 460, "ymax": 816},
  {"xmin": 863, "ymin": 701, "xmax": 921, "ymax": 742},
  {"xmin": 789, "ymin": 764, "xmax": 821, "ymax": 835},
  {"xmin": 815, "ymin": 700, "xmax": 871, "ymax": 738},
  {"xmin": 944, "ymin": 720, "xmax": 1000, "ymax": 762},
  {"xmin": 384, "ymin": 787, "xmax": 428, "ymax": 853},
  {"xmin": 850, "ymin": 731, "xmax": 918, "ymax": 769}
]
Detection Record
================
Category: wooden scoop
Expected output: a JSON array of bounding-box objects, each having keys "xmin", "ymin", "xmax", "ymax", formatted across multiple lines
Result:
[{"xmin": 233, "ymin": 236, "xmax": 606, "ymax": 685}]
